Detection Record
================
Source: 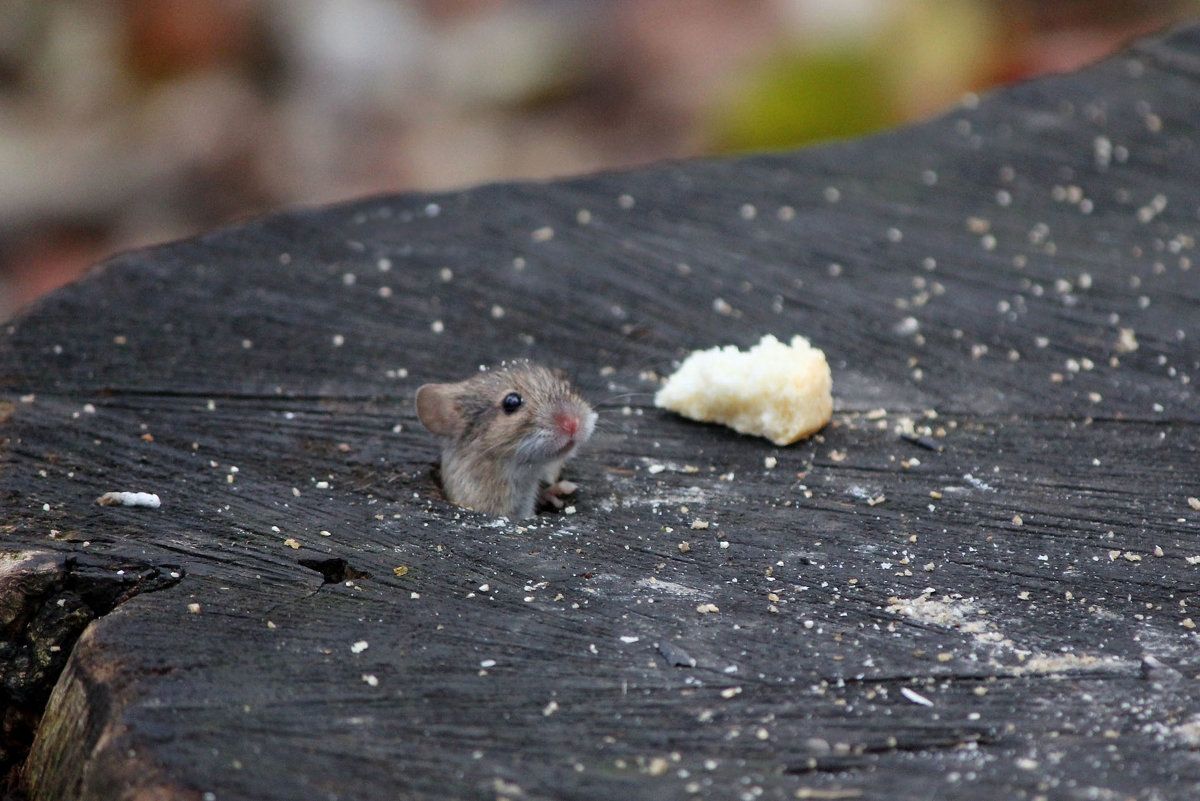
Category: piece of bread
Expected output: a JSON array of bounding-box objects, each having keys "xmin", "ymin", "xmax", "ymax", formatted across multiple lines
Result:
[{"xmin": 655, "ymin": 334, "xmax": 832, "ymax": 446}]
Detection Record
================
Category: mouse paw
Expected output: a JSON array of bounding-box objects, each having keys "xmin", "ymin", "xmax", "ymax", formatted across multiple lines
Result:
[{"xmin": 538, "ymin": 480, "xmax": 578, "ymax": 510}]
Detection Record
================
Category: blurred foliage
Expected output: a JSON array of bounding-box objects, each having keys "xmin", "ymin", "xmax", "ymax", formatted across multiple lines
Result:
[
  {"xmin": 4, "ymin": 0, "xmax": 1200, "ymax": 319},
  {"xmin": 708, "ymin": 48, "xmax": 896, "ymax": 152},
  {"xmin": 706, "ymin": 0, "xmax": 1004, "ymax": 153},
  {"xmin": 705, "ymin": 0, "xmax": 1200, "ymax": 154}
]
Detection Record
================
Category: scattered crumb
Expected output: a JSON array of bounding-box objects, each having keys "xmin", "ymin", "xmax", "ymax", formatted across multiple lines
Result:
[
  {"xmin": 965, "ymin": 216, "xmax": 990, "ymax": 234},
  {"xmin": 900, "ymin": 687, "xmax": 934, "ymax": 706},
  {"xmin": 646, "ymin": 757, "xmax": 669, "ymax": 777},
  {"xmin": 1117, "ymin": 328, "xmax": 1139, "ymax": 353},
  {"xmin": 96, "ymin": 491, "xmax": 161, "ymax": 508}
]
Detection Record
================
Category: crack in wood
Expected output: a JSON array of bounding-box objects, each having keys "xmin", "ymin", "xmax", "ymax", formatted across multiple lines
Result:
[{"xmin": 0, "ymin": 552, "xmax": 182, "ymax": 795}]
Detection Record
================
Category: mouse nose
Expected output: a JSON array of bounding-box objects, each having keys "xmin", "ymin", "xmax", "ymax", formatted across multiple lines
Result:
[{"xmin": 556, "ymin": 412, "xmax": 580, "ymax": 438}]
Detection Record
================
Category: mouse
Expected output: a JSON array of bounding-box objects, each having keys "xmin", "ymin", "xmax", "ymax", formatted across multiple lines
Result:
[{"xmin": 415, "ymin": 362, "xmax": 597, "ymax": 519}]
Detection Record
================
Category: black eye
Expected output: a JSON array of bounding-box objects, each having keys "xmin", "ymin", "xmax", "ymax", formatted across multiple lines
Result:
[{"xmin": 501, "ymin": 392, "xmax": 523, "ymax": 414}]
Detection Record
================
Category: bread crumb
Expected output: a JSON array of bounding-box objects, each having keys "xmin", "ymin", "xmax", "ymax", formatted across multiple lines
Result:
[
  {"xmin": 96, "ymin": 491, "xmax": 161, "ymax": 508},
  {"xmin": 655, "ymin": 335, "xmax": 832, "ymax": 445}
]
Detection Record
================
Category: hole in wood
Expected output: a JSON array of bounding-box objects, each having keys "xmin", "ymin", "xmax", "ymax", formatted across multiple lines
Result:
[{"xmin": 297, "ymin": 558, "xmax": 371, "ymax": 584}]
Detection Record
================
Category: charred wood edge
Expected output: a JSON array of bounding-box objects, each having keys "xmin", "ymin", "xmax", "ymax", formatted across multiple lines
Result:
[{"xmin": 0, "ymin": 550, "xmax": 182, "ymax": 799}]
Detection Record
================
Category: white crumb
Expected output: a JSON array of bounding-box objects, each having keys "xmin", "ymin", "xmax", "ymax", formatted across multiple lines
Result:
[{"xmin": 96, "ymin": 491, "xmax": 161, "ymax": 508}]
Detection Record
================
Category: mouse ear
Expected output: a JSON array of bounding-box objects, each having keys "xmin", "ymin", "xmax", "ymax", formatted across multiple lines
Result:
[{"xmin": 416, "ymin": 383, "xmax": 464, "ymax": 436}]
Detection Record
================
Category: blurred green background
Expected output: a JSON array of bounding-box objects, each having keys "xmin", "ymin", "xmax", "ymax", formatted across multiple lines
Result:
[{"xmin": 2, "ymin": 0, "xmax": 1197, "ymax": 320}]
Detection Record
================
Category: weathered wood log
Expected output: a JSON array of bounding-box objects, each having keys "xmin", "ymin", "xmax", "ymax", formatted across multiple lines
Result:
[{"xmin": 4, "ymin": 21, "xmax": 1200, "ymax": 801}]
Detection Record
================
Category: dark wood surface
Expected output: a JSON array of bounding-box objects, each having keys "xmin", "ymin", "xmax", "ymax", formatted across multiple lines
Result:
[{"xmin": 4, "ymin": 22, "xmax": 1200, "ymax": 801}]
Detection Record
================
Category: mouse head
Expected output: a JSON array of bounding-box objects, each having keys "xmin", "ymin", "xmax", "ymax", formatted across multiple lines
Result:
[{"xmin": 416, "ymin": 363, "xmax": 595, "ymax": 465}]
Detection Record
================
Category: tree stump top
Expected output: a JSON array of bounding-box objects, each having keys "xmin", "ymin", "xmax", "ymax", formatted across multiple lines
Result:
[{"xmin": 4, "ymin": 22, "xmax": 1200, "ymax": 801}]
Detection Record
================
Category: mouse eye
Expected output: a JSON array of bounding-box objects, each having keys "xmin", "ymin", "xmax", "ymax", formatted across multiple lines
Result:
[{"xmin": 501, "ymin": 392, "xmax": 523, "ymax": 414}]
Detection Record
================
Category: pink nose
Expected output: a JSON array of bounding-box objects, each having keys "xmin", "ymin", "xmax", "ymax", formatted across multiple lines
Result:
[{"xmin": 556, "ymin": 413, "xmax": 579, "ymax": 437}]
